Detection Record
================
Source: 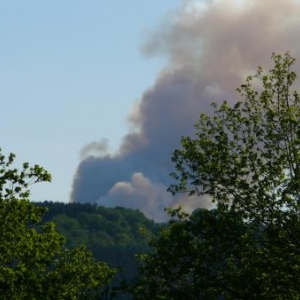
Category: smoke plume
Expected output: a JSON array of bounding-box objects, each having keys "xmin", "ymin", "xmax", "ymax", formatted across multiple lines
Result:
[{"xmin": 70, "ymin": 0, "xmax": 300, "ymax": 221}]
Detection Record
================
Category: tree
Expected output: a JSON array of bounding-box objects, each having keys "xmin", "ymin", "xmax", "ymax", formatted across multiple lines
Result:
[
  {"xmin": 129, "ymin": 208, "xmax": 256, "ymax": 300},
  {"xmin": 170, "ymin": 53, "xmax": 300, "ymax": 222},
  {"xmin": 0, "ymin": 148, "xmax": 116, "ymax": 299},
  {"xmin": 129, "ymin": 53, "xmax": 300, "ymax": 299}
]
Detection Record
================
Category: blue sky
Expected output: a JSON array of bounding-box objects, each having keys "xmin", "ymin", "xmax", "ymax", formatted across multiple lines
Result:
[{"xmin": 0, "ymin": 1, "xmax": 183, "ymax": 202}]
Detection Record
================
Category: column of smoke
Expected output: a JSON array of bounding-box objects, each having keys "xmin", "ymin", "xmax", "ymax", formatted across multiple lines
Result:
[{"xmin": 70, "ymin": 0, "xmax": 300, "ymax": 222}]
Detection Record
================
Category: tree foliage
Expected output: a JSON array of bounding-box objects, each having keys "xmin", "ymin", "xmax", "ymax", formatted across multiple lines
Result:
[
  {"xmin": 37, "ymin": 202, "xmax": 159, "ymax": 249},
  {"xmin": 130, "ymin": 53, "xmax": 300, "ymax": 299},
  {"xmin": 129, "ymin": 209, "xmax": 252, "ymax": 299},
  {"xmin": 170, "ymin": 52, "xmax": 300, "ymax": 222},
  {"xmin": 0, "ymin": 148, "xmax": 116, "ymax": 300},
  {"xmin": 35, "ymin": 201, "xmax": 160, "ymax": 297}
]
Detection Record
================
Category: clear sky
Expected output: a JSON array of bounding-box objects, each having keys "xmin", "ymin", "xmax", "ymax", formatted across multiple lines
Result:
[{"xmin": 0, "ymin": 1, "xmax": 183, "ymax": 202}]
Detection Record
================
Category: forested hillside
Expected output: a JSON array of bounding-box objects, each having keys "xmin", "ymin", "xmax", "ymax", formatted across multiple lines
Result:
[{"xmin": 34, "ymin": 201, "xmax": 161, "ymax": 291}]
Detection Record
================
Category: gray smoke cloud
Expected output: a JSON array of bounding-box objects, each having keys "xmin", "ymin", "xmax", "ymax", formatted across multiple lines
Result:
[
  {"xmin": 70, "ymin": 0, "xmax": 300, "ymax": 222},
  {"xmin": 80, "ymin": 138, "xmax": 109, "ymax": 160}
]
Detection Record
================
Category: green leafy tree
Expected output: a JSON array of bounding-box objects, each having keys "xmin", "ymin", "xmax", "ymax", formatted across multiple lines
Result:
[
  {"xmin": 170, "ymin": 52, "xmax": 300, "ymax": 223},
  {"xmin": 129, "ymin": 208, "xmax": 253, "ymax": 300},
  {"xmin": 130, "ymin": 53, "xmax": 300, "ymax": 299},
  {"xmin": 0, "ymin": 148, "xmax": 116, "ymax": 299}
]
